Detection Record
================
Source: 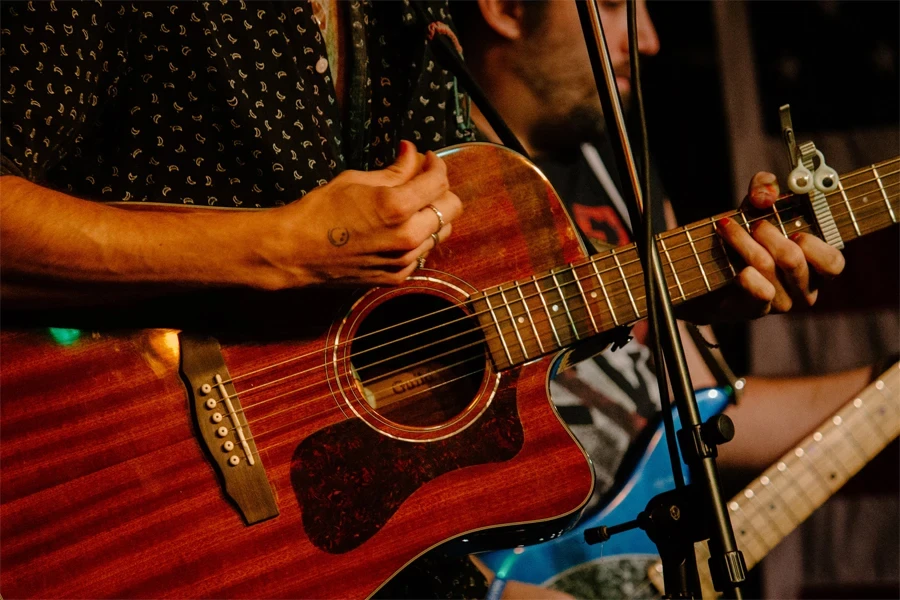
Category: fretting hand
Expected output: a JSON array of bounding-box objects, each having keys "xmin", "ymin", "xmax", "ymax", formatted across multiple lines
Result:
[{"xmin": 686, "ymin": 172, "xmax": 846, "ymax": 322}]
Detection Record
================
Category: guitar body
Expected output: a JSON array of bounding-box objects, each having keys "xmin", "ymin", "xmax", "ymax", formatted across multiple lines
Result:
[
  {"xmin": 0, "ymin": 144, "xmax": 596, "ymax": 598},
  {"xmin": 480, "ymin": 388, "xmax": 732, "ymax": 598}
]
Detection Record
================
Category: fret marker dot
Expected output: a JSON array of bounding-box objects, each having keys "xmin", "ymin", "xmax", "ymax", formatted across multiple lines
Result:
[
  {"xmin": 863, "ymin": 196, "xmax": 870, "ymax": 203},
  {"xmin": 744, "ymin": 489, "xmax": 754, "ymax": 499},
  {"xmin": 875, "ymin": 380, "xmax": 884, "ymax": 390},
  {"xmin": 813, "ymin": 432, "xmax": 823, "ymax": 442},
  {"xmin": 518, "ymin": 316, "xmax": 525, "ymax": 324},
  {"xmin": 794, "ymin": 219, "xmax": 802, "ymax": 228},
  {"xmin": 590, "ymin": 292, "xmax": 597, "ymax": 298},
  {"xmin": 854, "ymin": 398, "xmax": 863, "ymax": 408},
  {"xmin": 760, "ymin": 476, "xmax": 770, "ymax": 485},
  {"xmin": 795, "ymin": 448, "xmax": 804, "ymax": 457},
  {"xmin": 552, "ymin": 305, "xmax": 559, "ymax": 312},
  {"xmin": 777, "ymin": 462, "xmax": 787, "ymax": 471},
  {"xmin": 729, "ymin": 502, "xmax": 739, "ymax": 511},
  {"xmin": 833, "ymin": 416, "xmax": 842, "ymax": 425}
]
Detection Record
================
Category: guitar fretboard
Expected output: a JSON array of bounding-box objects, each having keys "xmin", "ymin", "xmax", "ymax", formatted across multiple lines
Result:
[
  {"xmin": 724, "ymin": 363, "xmax": 900, "ymax": 570},
  {"xmin": 473, "ymin": 158, "xmax": 899, "ymax": 370}
]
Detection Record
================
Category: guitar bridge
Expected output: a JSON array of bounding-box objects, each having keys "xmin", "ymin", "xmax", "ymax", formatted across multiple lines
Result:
[{"xmin": 179, "ymin": 333, "xmax": 279, "ymax": 525}]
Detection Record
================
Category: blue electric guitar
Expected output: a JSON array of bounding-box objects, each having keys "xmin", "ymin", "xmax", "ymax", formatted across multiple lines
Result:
[{"xmin": 480, "ymin": 363, "xmax": 900, "ymax": 599}]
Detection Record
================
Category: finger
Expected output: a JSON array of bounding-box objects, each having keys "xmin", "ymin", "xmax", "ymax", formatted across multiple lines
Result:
[
  {"xmin": 717, "ymin": 216, "xmax": 792, "ymax": 312},
  {"xmin": 752, "ymin": 220, "xmax": 812, "ymax": 307},
  {"xmin": 745, "ymin": 171, "xmax": 780, "ymax": 209},
  {"xmin": 720, "ymin": 267, "xmax": 775, "ymax": 320},
  {"xmin": 394, "ymin": 151, "xmax": 450, "ymax": 212},
  {"xmin": 403, "ymin": 191, "xmax": 462, "ymax": 238},
  {"xmin": 790, "ymin": 232, "xmax": 846, "ymax": 277},
  {"xmin": 379, "ymin": 140, "xmax": 423, "ymax": 185}
]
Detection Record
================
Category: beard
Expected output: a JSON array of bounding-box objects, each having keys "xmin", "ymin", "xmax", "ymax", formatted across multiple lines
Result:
[{"xmin": 527, "ymin": 87, "xmax": 632, "ymax": 158}]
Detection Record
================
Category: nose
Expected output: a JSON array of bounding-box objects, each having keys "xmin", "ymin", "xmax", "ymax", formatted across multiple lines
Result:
[{"xmin": 636, "ymin": 1, "xmax": 660, "ymax": 57}]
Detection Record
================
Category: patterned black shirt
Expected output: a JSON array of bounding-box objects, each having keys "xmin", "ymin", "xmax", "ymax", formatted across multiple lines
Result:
[{"xmin": 1, "ymin": 0, "xmax": 472, "ymax": 207}]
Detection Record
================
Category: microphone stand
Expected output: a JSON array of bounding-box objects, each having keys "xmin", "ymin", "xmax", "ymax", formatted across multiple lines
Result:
[{"xmin": 574, "ymin": 1, "xmax": 746, "ymax": 597}]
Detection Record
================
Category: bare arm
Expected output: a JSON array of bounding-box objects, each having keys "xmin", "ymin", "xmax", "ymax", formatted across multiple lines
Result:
[{"xmin": 1, "ymin": 142, "xmax": 460, "ymax": 308}]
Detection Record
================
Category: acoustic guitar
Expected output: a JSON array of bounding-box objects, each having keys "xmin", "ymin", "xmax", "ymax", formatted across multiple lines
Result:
[{"xmin": 1, "ymin": 144, "xmax": 896, "ymax": 598}]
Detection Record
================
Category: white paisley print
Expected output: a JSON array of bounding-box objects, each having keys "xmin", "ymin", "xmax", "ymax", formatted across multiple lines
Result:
[{"xmin": 0, "ymin": 0, "xmax": 472, "ymax": 208}]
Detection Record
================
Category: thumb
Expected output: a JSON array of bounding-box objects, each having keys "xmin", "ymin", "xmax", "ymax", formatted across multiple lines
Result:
[{"xmin": 380, "ymin": 140, "xmax": 423, "ymax": 186}]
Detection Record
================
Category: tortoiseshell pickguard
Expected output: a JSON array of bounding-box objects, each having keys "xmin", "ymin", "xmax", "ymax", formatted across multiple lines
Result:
[{"xmin": 291, "ymin": 371, "xmax": 523, "ymax": 554}]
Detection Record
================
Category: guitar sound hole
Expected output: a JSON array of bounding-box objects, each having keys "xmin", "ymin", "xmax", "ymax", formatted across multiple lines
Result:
[{"xmin": 350, "ymin": 293, "xmax": 487, "ymax": 428}]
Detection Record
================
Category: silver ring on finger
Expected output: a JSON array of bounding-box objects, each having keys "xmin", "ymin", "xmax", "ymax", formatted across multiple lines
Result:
[
  {"xmin": 431, "ymin": 232, "xmax": 440, "ymax": 250},
  {"xmin": 427, "ymin": 204, "xmax": 444, "ymax": 234},
  {"xmin": 416, "ymin": 255, "xmax": 426, "ymax": 270}
]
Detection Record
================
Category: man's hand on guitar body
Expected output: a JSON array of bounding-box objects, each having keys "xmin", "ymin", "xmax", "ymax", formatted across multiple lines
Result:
[
  {"xmin": 257, "ymin": 140, "xmax": 462, "ymax": 288},
  {"xmin": 690, "ymin": 171, "xmax": 845, "ymax": 322}
]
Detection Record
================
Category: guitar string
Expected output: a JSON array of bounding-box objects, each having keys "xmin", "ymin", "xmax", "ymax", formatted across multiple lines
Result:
[
  {"xmin": 220, "ymin": 192, "xmax": 898, "ymax": 425},
  {"xmin": 214, "ymin": 177, "xmax": 896, "ymax": 418},
  {"xmin": 223, "ymin": 185, "xmax": 899, "ymax": 413},
  {"xmin": 227, "ymin": 197, "xmax": 898, "ymax": 447},
  {"xmin": 220, "ymin": 167, "xmax": 899, "ymax": 391},
  {"xmin": 203, "ymin": 173, "xmax": 900, "ymax": 441},
  {"xmin": 219, "ymin": 168, "xmax": 898, "ymax": 390}
]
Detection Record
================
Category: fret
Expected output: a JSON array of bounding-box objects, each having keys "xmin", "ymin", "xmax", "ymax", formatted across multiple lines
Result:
[
  {"xmin": 873, "ymin": 165, "xmax": 897, "ymax": 223},
  {"xmin": 728, "ymin": 501, "xmax": 768, "ymax": 562},
  {"xmin": 711, "ymin": 216, "xmax": 736, "ymax": 276},
  {"xmin": 590, "ymin": 259, "xmax": 618, "ymax": 326},
  {"xmin": 843, "ymin": 401, "xmax": 886, "ymax": 456},
  {"xmin": 684, "ymin": 228, "xmax": 711, "ymax": 292},
  {"xmin": 783, "ymin": 453, "xmax": 830, "ymax": 507},
  {"xmin": 515, "ymin": 283, "xmax": 544, "ymax": 355},
  {"xmin": 739, "ymin": 488, "xmax": 783, "ymax": 548},
  {"xmin": 612, "ymin": 251, "xmax": 640, "ymax": 319},
  {"xmin": 658, "ymin": 235, "xmax": 686, "ymax": 300},
  {"xmin": 789, "ymin": 448, "xmax": 832, "ymax": 504},
  {"xmin": 856, "ymin": 394, "xmax": 893, "ymax": 441},
  {"xmin": 754, "ymin": 477, "xmax": 798, "ymax": 538},
  {"xmin": 550, "ymin": 268, "xmax": 580, "ymax": 341},
  {"xmin": 796, "ymin": 443, "xmax": 845, "ymax": 494},
  {"xmin": 764, "ymin": 465, "xmax": 809, "ymax": 524},
  {"xmin": 771, "ymin": 205, "xmax": 788, "ymax": 237},
  {"xmin": 498, "ymin": 285, "xmax": 529, "ymax": 361},
  {"xmin": 532, "ymin": 275, "xmax": 562, "ymax": 348},
  {"xmin": 821, "ymin": 421, "xmax": 867, "ymax": 474},
  {"xmin": 838, "ymin": 181, "xmax": 862, "ymax": 237},
  {"xmin": 570, "ymin": 265, "xmax": 599, "ymax": 334},
  {"xmin": 739, "ymin": 210, "xmax": 752, "ymax": 233},
  {"xmin": 831, "ymin": 414, "xmax": 871, "ymax": 465},
  {"xmin": 482, "ymin": 290, "xmax": 513, "ymax": 366}
]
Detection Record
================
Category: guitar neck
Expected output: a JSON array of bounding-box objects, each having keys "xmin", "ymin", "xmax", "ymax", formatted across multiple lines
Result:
[
  {"xmin": 475, "ymin": 158, "xmax": 900, "ymax": 370},
  {"xmin": 721, "ymin": 362, "xmax": 900, "ymax": 571}
]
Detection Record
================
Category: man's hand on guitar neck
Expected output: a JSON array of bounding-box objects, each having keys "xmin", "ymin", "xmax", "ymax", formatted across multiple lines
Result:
[{"xmin": 685, "ymin": 171, "xmax": 845, "ymax": 323}]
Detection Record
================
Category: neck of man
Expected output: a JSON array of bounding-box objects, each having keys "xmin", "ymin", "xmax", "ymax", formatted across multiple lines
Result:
[{"xmin": 466, "ymin": 55, "xmax": 545, "ymax": 159}]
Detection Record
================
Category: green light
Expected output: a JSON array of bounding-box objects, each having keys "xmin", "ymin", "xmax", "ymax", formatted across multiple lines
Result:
[
  {"xmin": 48, "ymin": 328, "xmax": 82, "ymax": 346},
  {"xmin": 495, "ymin": 552, "xmax": 519, "ymax": 580}
]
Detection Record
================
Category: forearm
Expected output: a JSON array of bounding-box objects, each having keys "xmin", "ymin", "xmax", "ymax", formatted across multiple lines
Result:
[
  {"xmin": 718, "ymin": 366, "xmax": 872, "ymax": 471},
  {"xmin": 0, "ymin": 176, "xmax": 287, "ymax": 307}
]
